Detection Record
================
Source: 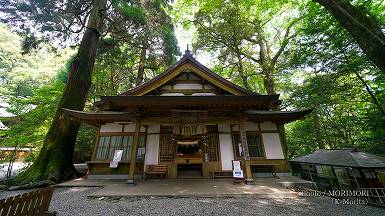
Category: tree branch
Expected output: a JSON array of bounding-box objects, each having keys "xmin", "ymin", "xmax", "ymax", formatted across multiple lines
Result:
[{"xmin": 272, "ymin": 19, "xmax": 298, "ymax": 66}]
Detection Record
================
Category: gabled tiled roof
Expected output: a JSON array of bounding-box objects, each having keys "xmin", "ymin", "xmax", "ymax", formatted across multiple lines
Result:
[{"xmin": 290, "ymin": 149, "xmax": 385, "ymax": 168}]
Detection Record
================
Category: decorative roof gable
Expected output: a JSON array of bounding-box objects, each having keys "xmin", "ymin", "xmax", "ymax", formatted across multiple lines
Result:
[{"xmin": 121, "ymin": 50, "xmax": 258, "ymax": 96}]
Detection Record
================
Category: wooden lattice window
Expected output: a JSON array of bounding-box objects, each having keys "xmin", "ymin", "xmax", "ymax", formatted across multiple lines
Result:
[
  {"xmin": 95, "ymin": 134, "xmax": 145, "ymax": 161},
  {"xmin": 204, "ymin": 133, "xmax": 220, "ymax": 162},
  {"xmin": 159, "ymin": 133, "xmax": 176, "ymax": 162},
  {"xmin": 231, "ymin": 133, "xmax": 263, "ymax": 158},
  {"xmin": 246, "ymin": 133, "xmax": 263, "ymax": 157}
]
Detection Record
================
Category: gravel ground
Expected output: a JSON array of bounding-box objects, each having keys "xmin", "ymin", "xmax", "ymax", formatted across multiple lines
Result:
[{"xmin": 1, "ymin": 187, "xmax": 385, "ymax": 216}]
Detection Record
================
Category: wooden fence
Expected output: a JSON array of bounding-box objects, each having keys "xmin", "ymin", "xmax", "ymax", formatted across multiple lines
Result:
[{"xmin": 0, "ymin": 186, "xmax": 56, "ymax": 216}]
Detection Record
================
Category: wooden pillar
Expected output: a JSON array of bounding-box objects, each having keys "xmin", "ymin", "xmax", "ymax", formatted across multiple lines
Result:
[
  {"xmin": 239, "ymin": 116, "xmax": 254, "ymax": 184},
  {"xmin": 91, "ymin": 127, "xmax": 100, "ymax": 160},
  {"xmin": 127, "ymin": 119, "xmax": 141, "ymax": 184}
]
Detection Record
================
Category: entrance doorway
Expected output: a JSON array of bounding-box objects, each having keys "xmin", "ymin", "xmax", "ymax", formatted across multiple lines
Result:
[
  {"xmin": 158, "ymin": 125, "xmax": 221, "ymax": 178},
  {"xmin": 176, "ymin": 139, "xmax": 203, "ymax": 178}
]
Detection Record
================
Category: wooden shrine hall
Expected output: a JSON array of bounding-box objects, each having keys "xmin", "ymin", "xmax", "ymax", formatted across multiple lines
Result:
[{"xmin": 63, "ymin": 50, "xmax": 313, "ymax": 184}]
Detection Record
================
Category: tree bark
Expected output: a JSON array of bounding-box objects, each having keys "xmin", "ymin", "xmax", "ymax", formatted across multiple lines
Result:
[
  {"xmin": 136, "ymin": 45, "xmax": 147, "ymax": 86},
  {"xmin": 236, "ymin": 49, "xmax": 251, "ymax": 90},
  {"xmin": 312, "ymin": 111, "xmax": 325, "ymax": 149},
  {"xmin": 16, "ymin": 0, "xmax": 107, "ymax": 184},
  {"xmin": 262, "ymin": 67, "xmax": 276, "ymax": 95},
  {"xmin": 314, "ymin": 0, "xmax": 385, "ymax": 73}
]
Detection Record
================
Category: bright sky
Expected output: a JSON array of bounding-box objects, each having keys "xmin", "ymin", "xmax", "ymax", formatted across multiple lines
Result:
[{"xmin": 174, "ymin": 24, "xmax": 214, "ymax": 67}]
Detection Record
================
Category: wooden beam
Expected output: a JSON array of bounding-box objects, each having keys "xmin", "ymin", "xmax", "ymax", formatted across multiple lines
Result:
[
  {"xmin": 128, "ymin": 119, "xmax": 141, "ymax": 183},
  {"xmin": 172, "ymin": 80, "xmax": 203, "ymax": 84},
  {"xmin": 239, "ymin": 115, "xmax": 254, "ymax": 184},
  {"xmin": 159, "ymin": 89, "xmax": 216, "ymax": 94},
  {"xmin": 140, "ymin": 117, "xmax": 239, "ymax": 125}
]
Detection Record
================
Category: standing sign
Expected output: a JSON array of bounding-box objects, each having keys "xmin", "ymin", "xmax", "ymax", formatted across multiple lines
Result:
[
  {"xmin": 232, "ymin": 160, "xmax": 244, "ymax": 179},
  {"xmin": 109, "ymin": 150, "xmax": 123, "ymax": 168}
]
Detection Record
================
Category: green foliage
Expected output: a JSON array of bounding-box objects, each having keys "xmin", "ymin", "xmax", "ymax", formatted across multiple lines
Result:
[
  {"xmin": 0, "ymin": 0, "xmax": 97, "ymax": 46},
  {"xmin": 98, "ymin": 0, "xmax": 180, "ymax": 90},
  {"xmin": 0, "ymin": 24, "xmax": 78, "ymax": 162},
  {"xmin": 73, "ymin": 126, "xmax": 95, "ymax": 163},
  {"xmin": 56, "ymin": 55, "xmax": 76, "ymax": 84},
  {"xmin": 2, "ymin": 82, "xmax": 65, "ymax": 152},
  {"xmin": 0, "ymin": 24, "xmax": 74, "ymax": 98},
  {"xmin": 282, "ymin": 0, "xmax": 385, "ymax": 158},
  {"xmin": 175, "ymin": 0, "xmax": 385, "ymax": 158},
  {"xmin": 161, "ymin": 24, "xmax": 179, "ymax": 65},
  {"xmin": 286, "ymin": 118, "xmax": 317, "ymax": 158},
  {"xmin": 112, "ymin": 0, "xmax": 147, "ymax": 24},
  {"xmin": 175, "ymin": 0, "xmax": 299, "ymax": 92},
  {"xmin": 89, "ymin": 43, "xmax": 138, "ymax": 101}
]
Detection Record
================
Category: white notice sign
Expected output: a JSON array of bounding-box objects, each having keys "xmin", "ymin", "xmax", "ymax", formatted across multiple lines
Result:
[
  {"xmin": 233, "ymin": 170, "xmax": 244, "ymax": 179},
  {"xmin": 109, "ymin": 150, "xmax": 123, "ymax": 168},
  {"xmin": 232, "ymin": 160, "xmax": 244, "ymax": 179},
  {"xmin": 233, "ymin": 160, "xmax": 241, "ymax": 171}
]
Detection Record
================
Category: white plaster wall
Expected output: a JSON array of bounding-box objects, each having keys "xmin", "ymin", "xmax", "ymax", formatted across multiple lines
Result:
[
  {"xmin": 100, "ymin": 123, "xmax": 122, "ymax": 132},
  {"xmin": 219, "ymin": 134, "xmax": 234, "ymax": 170},
  {"xmin": 244, "ymin": 122, "xmax": 259, "ymax": 131},
  {"xmin": 144, "ymin": 134, "xmax": 160, "ymax": 165},
  {"xmin": 147, "ymin": 125, "xmax": 160, "ymax": 133},
  {"xmin": 260, "ymin": 121, "xmax": 277, "ymax": 131},
  {"xmin": 262, "ymin": 133, "xmax": 284, "ymax": 159},
  {"xmin": 160, "ymin": 93, "xmax": 185, "ymax": 96},
  {"xmin": 191, "ymin": 93, "xmax": 216, "ymax": 96},
  {"xmin": 124, "ymin": 123, "xmax": 146, "ymax": 132},
  {"xmin": 173, "ymin": 83, "xmax": 202, "ymax": 89},
  {"xmin": 218, "ymin": 124, "xmax": 231, "ymax": 133}
]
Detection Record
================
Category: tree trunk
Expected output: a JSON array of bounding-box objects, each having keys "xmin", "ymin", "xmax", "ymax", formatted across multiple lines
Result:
[
  {"xmin": 236, "ymin": 51, "xmax": 251, "ymax": 90},
  {"xmin": 16, "ymin": 0, "xmax": 107, "ymax": 184},
  {"xmin": 312, "ymin": 111, "xmax": 325, "ymax": 149},
  {"xmin": 262, "ymin": 69, "xmax": 276, "ymax": 95},
  {"xmin": 136, "ymin": 46, "xmax": 147, "ymax": 86},
  {"xmin": 314, "ymin": 0, "xmax": 385, "ymax": 73}
]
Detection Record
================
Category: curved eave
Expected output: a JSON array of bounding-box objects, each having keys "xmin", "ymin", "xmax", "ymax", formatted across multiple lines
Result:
[
  {"xmin": 96, "ymin": 95, "xmax": 281, "ymax": 110},
  {"xmin": 245, "ymin": 109, "xmax": 314, "ymax": 124},
  {"xmin": 62, "ymin": 108, "xmax": 136, "ymax": 126}
]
